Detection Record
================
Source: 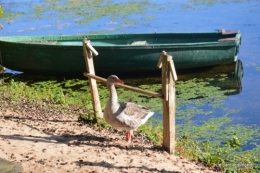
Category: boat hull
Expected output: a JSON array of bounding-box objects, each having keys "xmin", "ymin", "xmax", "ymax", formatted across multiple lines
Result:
[{"xmin": 0, "ymin": 30, "xmax": 241, "ymax": 75}]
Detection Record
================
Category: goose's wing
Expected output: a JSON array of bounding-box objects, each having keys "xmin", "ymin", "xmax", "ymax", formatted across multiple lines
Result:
[
  {"xmin": 116, "ymin": 102, "xmax": 154, "ymax": 129},
  {"xmin": 123, "ymin": 102, "xmax": 151, "ymax": 118}
]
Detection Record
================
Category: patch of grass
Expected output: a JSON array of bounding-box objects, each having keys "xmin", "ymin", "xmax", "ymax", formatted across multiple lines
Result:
[
  {"xmin": 181, "ymin": 0, "xmax": 252, "ymax": 11},
  {"xmin": 1, "ymin": 0, "xmax": 159, "ymax": 31},
  {"xmin": 0, "ymin": 5, "xmax": 3, "ymax": 16},
  {"xmin": 137, "ymin": 119, "xmax": 163, "ymax": 145}
]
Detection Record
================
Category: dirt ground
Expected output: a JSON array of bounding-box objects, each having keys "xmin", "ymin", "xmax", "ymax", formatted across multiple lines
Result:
[{"xmin": 0, "ymin": 104, "xmax": 221, "ymax": 173}]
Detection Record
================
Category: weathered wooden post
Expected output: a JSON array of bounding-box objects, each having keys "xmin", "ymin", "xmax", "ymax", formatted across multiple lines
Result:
[
  {"xmin": 158, "ymin": 50, "xmax": 177, "ymax": 153},
  {"xmin": 83, "ymin": 39, "xmax": 103, "ymax": 119}
]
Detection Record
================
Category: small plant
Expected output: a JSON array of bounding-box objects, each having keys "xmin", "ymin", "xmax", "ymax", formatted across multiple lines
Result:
[
  {"xmin": 138, "ymin": 121, "xmax": 163, "ymax": 145},
  {"xmin": 224, "ymin": 135, "xmax": 242, "ymax": 148}
]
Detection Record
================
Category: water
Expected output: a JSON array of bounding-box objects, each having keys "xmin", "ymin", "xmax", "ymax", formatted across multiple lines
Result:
[{"xmin": 1, "ymin": 0, "xmax": 260, "ymax": 167}]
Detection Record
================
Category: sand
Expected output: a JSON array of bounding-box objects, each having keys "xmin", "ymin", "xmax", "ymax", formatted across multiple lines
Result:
[{"xmin": 0, "ymin": 104, "xmax": 221, "ymax": 173}]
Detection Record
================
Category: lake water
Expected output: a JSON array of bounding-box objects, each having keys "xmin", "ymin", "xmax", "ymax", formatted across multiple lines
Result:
[{"xmin": 1, "ymin": 0, "xmax": 260, "ymax": 168}]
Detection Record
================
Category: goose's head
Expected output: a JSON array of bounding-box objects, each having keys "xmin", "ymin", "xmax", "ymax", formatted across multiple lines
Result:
[{"xmin": 107, "ymin": 75, "xmax": 124, "ymax": 85}]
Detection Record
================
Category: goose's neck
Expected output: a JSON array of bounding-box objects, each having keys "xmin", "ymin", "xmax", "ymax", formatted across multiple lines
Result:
[{"xmin": 108, "ymin": 83, "xmax": 118, "ymax": 108}]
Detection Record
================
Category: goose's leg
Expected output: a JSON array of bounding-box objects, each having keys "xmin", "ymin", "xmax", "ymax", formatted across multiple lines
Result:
[
  {"xmin": 130, "ymin": 130, "xmax": 134, "ymax": 138},
  {"xmin": 126, "ymin": 131, "xmax": 131, "ymax": 142},
  {"xmin": 126, "ymin": 130, "xmax": 134, "ymax": 143}
]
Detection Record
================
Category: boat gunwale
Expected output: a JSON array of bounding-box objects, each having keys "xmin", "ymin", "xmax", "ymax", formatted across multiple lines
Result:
[
  {"xmin": 0, "ymin": 41, "xmax": 238, "ymax": 49},
  {"xmin": 0, "ymin": 32, "xmax": 241, "ymax": 48}
]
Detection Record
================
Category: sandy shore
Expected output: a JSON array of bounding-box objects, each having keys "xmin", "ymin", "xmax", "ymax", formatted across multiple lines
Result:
[{"xmin": 0, "ymin": 104, "xmax": 221, "ymax": 173}]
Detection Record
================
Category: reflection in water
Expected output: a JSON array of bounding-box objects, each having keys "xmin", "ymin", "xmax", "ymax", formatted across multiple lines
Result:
[
  {"xmin": 119, "ymin": 60, "xmax": 244, "ymax": 100},
  {"xmin": 177, "ymin": 60, "xmax": 243, "ymax": 95},
  {"xmin": 115, "ymin": 60, "xmax": 244, "ymax": 117}
]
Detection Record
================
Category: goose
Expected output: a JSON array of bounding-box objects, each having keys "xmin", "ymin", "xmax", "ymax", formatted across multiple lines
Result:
[{"xmin": 104, "ymin": 75, "xmax": 154, "ymax": 143}]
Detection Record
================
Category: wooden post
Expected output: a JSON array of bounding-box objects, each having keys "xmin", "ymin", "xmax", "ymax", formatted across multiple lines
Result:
[
  {"xmin": 158, "ymin": 51, "xmax": 177, "ymax": 154},
  {"xmin": 83, "ymin": 39, "xmax": 103, "ymax": 119}
]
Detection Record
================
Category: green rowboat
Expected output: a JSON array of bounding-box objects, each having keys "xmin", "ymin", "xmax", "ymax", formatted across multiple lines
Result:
[{"xmin": 0, "ymin": 29, "xmax": 241, "ymax": 75}]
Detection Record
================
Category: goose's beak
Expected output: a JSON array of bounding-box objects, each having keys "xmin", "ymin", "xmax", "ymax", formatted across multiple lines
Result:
[{"xmin": 116, "ymin": 78, "xmax": 124, "ymax": 84}]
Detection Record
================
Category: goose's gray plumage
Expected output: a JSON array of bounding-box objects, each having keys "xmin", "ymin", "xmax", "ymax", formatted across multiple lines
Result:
[{"xmin": 104, "ymin": 75, "xmax": 154, "ymax": 142}]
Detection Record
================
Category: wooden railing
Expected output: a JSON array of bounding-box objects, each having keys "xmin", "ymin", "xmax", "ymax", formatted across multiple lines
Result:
[{"xmin": 82, "ymin": 38, "xmax": 177, "ymax": 153}]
